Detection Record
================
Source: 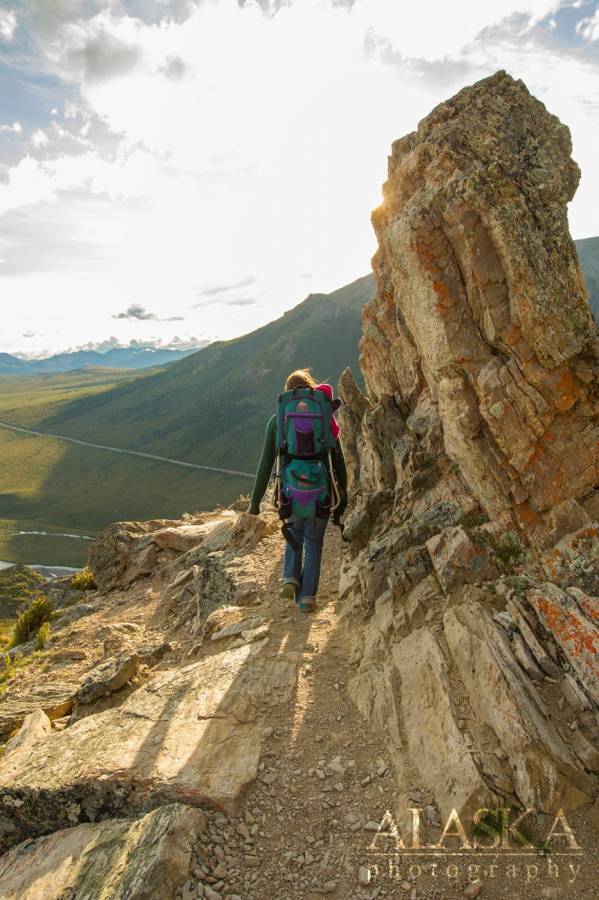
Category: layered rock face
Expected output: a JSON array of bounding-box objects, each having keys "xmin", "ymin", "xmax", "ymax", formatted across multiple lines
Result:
[{"xmin": 339, "ymin": 71, "xmax": 599, "ymax": 820}]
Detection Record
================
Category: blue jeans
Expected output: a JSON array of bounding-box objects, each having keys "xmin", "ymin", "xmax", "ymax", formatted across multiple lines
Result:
[{"xmin": 283, "ymin": 515, "xmax": 328, "ymax": 602}]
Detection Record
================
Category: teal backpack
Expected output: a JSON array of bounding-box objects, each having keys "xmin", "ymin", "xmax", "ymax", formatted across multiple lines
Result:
[{"xmin": 273, "ymin": 387, "xmax": 341, "ymax": 530}]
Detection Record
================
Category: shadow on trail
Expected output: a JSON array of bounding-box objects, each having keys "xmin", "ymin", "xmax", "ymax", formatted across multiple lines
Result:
[{"xmin": 126, "ymin": 538, "xmax": 316, "ymax": 808}]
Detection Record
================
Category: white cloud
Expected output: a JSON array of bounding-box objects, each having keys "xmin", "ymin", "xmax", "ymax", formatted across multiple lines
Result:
[
  {"xmin": 30, "ymin": 129, "xmax": 49, "ymax": 148},
  {"xmin": 0, "ymin": 121, "xmax": 22, "ymax": 134},
  {"xmin": 353, "ymin": 0, "xmax": 562, "ymax": 60},
  {"xmin": 1, "ymin": 0, "xmax": 598, "ymax": 355},
  {"xmin": 577, "ymin": 10, "xmax": 599, "ymax": 41},
  {"xmin": 0, "ymin": 8, "xmax": 17, "ymax": 42}
]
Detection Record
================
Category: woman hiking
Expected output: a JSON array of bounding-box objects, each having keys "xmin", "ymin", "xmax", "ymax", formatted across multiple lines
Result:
[{"xmin": 248, "ymin": 368, "xmax": 347, "ymax": 612}]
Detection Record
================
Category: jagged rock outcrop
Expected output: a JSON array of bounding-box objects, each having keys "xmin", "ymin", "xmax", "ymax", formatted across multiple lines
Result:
[
  {"xmin": 339, "ymin": 71, "xmax": 599, "ymax": 820},
  {"xmin": 0, "ymin": 681, "xmax": 78, "ymax": 740},
  {"xmin": 0, "ymin": 507, "xmax": 296, "ymax": 856}
]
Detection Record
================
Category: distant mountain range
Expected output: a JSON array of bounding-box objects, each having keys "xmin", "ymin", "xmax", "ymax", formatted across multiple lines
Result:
[{"xmin": 0, "ymin": 345, "xmax": 204, "ymax": 375}]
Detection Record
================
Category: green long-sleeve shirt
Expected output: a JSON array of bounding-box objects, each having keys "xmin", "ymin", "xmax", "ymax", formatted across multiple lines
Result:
[{"xmin": 249, "ymin": 414, "xmax": 347, "ymax": 515}]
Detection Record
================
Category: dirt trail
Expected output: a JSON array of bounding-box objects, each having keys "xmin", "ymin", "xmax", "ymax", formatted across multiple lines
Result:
[
  {"xmin": 179, "ymin": 526, "xmax": 597, "ymax": 900},
  {"xmin": 181, "ymin": 525, "xmax": 401, "ymax": 900}
]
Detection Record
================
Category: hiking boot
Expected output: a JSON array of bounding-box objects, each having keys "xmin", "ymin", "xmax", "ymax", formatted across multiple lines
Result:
[
  {"xmin": 298, "ymin": 595, "xmax": 316, "ymax": 612},
  {"xmin": 280, "ymin": 581, "xmax": 297, "ymax": 601}
]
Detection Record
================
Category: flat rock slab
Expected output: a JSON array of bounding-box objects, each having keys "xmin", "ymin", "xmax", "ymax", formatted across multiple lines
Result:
[
  {"xmin": 0, "ymin": 802, "xmax": 205, "ymax": 900},
  {"xmin": 3, "ymin": 710, "xmax": 51, "ymax": 757},
  {"xmin": 0, "ymin": 639, "xmax": 296, "ymax": 851},
  {"xmin": 0, "ymin": 682, "xmax": 78, "ymax": 740},
  {"xmin": 211, "ymin": 615, "xmax": 267, "ymax": 641},
  {"xmin": 390, "ymin": 627, "xmax": 492, "ymax": 819}
]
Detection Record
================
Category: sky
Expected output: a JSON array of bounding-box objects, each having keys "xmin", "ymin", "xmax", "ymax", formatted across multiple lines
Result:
[{"xmin": 0, "ymin": 0, "xmax": 598, "ymax": 357}]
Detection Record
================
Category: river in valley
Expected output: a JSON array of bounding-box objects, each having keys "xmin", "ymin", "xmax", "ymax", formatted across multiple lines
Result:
[
  {"xmin": 0, "ymin": 529, "xmax": 92, "ymax": 575},
  {"xmin": 0, "ymin": 560, "xmax": 81, "ymax": 576}
]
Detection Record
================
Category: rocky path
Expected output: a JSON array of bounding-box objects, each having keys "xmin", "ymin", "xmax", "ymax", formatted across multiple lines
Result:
[
  {"xmin": 173, "ymin": 525, "xmax": 598, "ymax": 900},
  {"xmin": 177, "ymin": 525, "xmax": 402, "ymax": 900}
]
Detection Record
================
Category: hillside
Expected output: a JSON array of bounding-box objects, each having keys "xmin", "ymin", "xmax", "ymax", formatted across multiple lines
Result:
[
  {"xmin": 0, "ymin": 277, "xmax": 371, "ymax": 564},
  {"xmin": 0, "ymin": 368, "xmax": 242, "ymax": 565},
  {"xmin": 578, "ymin": 235, "xmax": 599, "ymax": 320},
  {"xmin": 40, "ymin": 275, "xmax": 372, "ymax": 471}
]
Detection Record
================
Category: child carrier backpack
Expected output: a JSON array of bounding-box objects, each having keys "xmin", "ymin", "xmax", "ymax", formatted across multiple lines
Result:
[{"xmin": 273, "ymin": 387, "xmax": 342, "ymax": 546}]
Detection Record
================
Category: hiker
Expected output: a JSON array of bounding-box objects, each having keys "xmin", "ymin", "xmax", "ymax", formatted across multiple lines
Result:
[{"xmin": 248, "ymin": 368, "xmax": 347, "ymax": 612}]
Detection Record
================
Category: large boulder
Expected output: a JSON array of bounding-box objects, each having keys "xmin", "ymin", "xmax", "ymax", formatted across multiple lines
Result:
[
  {"xmin": 0, "ymin": 803, "xmax": 205, "ymax": 899},
  {"xmin": 0, "ymin": 638, "xmax": 297, "ymax": 851}
]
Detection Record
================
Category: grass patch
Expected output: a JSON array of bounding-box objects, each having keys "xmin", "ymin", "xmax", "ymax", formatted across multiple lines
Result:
[
  {"xmin": 0, "ymin": 618, "xmax": 14, "ymax": 648},
  {"xmin": 70, "ymin": 568, "xmax": 97, "ymax": 591},
  {"xmin": 459, "ymin": 511, "xmax": 488, "ymax": 530},
  {"xmin": 0, "ymin": 565, "xmax": 45, "ymax": 612},
  {"xmin": 504, "ymin": 575, "xmax": 529, "ymax": 597},
  {"xmin": 9, "ymin": 595, "xmax": 55, "ymax": 649},
  {"xmin": 35, "ymin": 621, "xmax": 51, "ymax": 650},
  {"xmin": 480, "ymin": 530, "xmax": 526, "ymax": 574}
]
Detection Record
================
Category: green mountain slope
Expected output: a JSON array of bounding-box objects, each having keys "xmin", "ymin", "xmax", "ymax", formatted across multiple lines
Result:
[
  {"xmin": 577, "ymin": 236, "xmax": 599, "ymax": 321},
  {"xmin": 42, "ymin": 274, "xmax": 373, "ymax": 472},
  {"xmin": 34, "ymin": 234, "xmax": 599, "ymax": 474}
]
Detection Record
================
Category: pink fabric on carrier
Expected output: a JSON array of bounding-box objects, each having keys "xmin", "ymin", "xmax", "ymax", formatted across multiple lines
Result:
[{"xmin": 315, "ymin": 382, "xmax": 340, "ymax": 439}]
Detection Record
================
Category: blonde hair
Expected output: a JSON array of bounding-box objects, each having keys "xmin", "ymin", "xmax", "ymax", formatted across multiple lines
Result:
[{"xmin": 285, "ymin": 368, "xmax": 318, "ymax": 390}]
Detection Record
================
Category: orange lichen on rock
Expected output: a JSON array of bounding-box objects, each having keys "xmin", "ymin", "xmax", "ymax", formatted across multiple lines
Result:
[
  {"xmin": 552, "ymin": 369, "xmax": 582, "ymax": 414},
  {"xmin": 528, "ymin": 588, "xmax": 599, "ymax": 704},
  {"xmin": 514, "ymin": 501, "xmax": 538, "ymax": 527}
]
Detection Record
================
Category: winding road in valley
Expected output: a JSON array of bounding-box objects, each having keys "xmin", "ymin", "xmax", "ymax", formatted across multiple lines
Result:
[{"xmin": 0, "ymin": 420, "xmax": 255, "ymax": 479}]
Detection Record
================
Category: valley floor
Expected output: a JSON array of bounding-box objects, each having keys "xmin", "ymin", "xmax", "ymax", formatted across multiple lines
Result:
[{"xmin": 0, "ymin": 420, "xmax": 255, "ymax": 478}]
